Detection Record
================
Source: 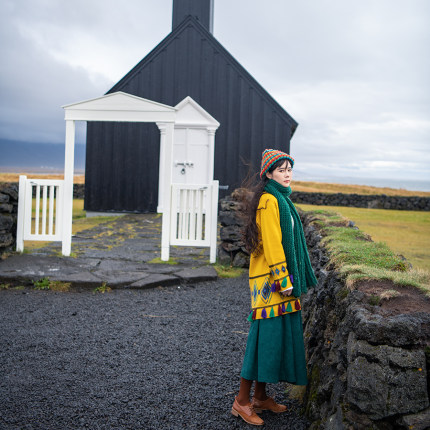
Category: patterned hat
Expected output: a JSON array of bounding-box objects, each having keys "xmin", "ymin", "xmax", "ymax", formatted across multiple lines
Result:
[{"xmin": 260, "ymin": 149, "xmax": 294, "ymax": 178}]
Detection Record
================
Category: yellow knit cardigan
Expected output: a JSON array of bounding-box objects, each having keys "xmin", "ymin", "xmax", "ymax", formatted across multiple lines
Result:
[{"xmin": 248, "ymin": 193, "xmax": 301, "ymax": 320}]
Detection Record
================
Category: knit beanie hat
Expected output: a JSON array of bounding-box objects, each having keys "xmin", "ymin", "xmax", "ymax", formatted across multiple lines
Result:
[{"xmin": 260, "ymin": 149, "xmax": 295, "ymax": 178}]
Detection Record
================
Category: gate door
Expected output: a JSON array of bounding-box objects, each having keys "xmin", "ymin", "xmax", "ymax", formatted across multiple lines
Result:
[
  {"xmin": 170, "ymin": 181, "xmax": 219, "ymax": 263},
  {"xmin": 16, "ymin": 176, "xmax": 64, "ymax": 251}
]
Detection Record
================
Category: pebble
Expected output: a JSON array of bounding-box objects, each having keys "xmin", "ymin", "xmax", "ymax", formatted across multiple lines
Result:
[{"xmin": 0, "ymin": 275, "xmax": 310, "ymax": 429}]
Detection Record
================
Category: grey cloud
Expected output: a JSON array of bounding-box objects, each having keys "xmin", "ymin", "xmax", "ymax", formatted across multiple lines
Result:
[{"xmin": 0, "ymin": 0, "xmax": 429, "ymax": 184}]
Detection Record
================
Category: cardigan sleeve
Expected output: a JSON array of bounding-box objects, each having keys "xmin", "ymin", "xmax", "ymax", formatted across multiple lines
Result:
[{"xmin": 258, "ymin": 195, "xmax": 293, "ymax": 291}]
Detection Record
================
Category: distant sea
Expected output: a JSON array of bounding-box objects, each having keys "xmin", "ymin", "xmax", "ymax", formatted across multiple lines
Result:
[{"xmin": 0, "ymin": 139, "xmax": 86, "ymax": 173}]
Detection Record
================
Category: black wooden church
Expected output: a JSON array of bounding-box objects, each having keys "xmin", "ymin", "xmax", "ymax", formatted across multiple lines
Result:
[{"xmin": 85, "ymin": 0, "xmax": 298, "ymax": 213}]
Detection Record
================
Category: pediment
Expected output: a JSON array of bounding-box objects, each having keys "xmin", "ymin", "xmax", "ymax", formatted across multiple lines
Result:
[
  {"xmin": 63, "ymin": 92, "xmax": 175, "ymax": 113},
  {"xmin": 62, "ymin": 92, "xmax": 176, "ymax": 122},
  {"xmin": 175, "ymin": 96, "xmax": 220, "ymax": 128}
]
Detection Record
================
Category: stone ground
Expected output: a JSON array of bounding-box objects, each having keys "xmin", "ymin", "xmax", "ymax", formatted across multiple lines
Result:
[
  {"xmin": 0, "ymin": 213, "xmax": 218, "ymax": 289},
  {"xmin": 0, "ymin": 279, "xmax": 309, "ymax": 430}
]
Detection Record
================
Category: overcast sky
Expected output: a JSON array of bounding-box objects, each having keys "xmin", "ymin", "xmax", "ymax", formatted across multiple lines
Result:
[{"xmin": 1, "ymin": 0, "xmax": 429, "ymax": 186}]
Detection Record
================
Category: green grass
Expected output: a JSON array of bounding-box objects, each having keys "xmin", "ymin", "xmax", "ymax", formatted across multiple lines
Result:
[
  {"xmin": 32, "ymin": 277, "xmax": 71, "ymax": 292},
  {"xmin": 24, "ymin": 199, "xmax": 123, "ymax": 251},
  {"xmin": 339, "ymin": 264, "xmax": 430, "ymax": 296},
  {"xmin": 301, "ymin": 208, "xmax": 430, "ymax": 296},
  {"xmin": 93, "ymin": 282, "xmax": 112, "ymax": 294},
  {"xmin": 298, "ymin": 204, "xmax": 430, "ymax": 272},
  {"xmin": 212, "ymin": 264, "xmax": 244, "ymax": 278},
  {"xmin": 148, "ymin": 257, "xmax": 179, "ymax": 265},
  {"xmin": 322, "ymin": 226, "xmax": 408, "ymax": 271}
]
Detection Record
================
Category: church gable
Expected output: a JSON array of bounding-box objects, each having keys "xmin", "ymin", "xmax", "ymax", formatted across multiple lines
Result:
[{"xmin": 108, "ymin": 16, "xmax": 297, "ymax": 132}]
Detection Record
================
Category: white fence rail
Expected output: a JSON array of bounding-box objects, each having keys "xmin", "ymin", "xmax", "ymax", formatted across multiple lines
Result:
[
  {"xmin": 16, "ymin": 177, "xmax": 219, "ymax": 263},
  {"xmin": 170, "ymin": 181, "xmax": 219, "ymax": 263},
  {"xmin": 16, "ymin": 176, "xmax": 64, "ymax": 251}
]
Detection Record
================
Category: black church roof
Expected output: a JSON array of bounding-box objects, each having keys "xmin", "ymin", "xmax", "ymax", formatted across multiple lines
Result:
[{"xmin": 108, "ymin": 15, "xmax": 297, "ymax": 134}]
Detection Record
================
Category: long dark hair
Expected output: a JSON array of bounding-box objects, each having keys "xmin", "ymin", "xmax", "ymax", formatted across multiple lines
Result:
[{"xmin": 243, "ymin": 158, "xmax": 290, "ymax": 255}]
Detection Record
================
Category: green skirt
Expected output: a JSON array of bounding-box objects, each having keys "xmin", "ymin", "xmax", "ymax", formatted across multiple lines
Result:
[{"xmin": 240, "ymin": 311, "xmax": 308, "ymax": 385}]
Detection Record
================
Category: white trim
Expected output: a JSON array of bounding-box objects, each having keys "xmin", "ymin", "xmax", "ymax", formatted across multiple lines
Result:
[
  {"xmin": 174, "ymin": 96, "xmax": 220, "ymax": 127},
  {"xmin": 63, "ymin": 92, "xmax": 176, "ymax": 123},
  {"xmin": 62, "ymin": 91, "xmax": 176, "ymax": 111},
  {"xmin": 160, "ymin": 123, "xmax": 175, "ymax": 261}
]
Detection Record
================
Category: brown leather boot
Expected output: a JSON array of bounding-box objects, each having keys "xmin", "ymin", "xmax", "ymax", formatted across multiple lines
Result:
[
  {"xmin": 252, "ymin": 396, "xmax": 288, "ymax": 413},
  {"xmin": 231, "ymin": 397, "xmax": 264, "ymax": 426}
]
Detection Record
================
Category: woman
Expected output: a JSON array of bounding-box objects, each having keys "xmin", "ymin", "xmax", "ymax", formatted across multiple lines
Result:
[{"xmin": 231, "ymin": 149, "xmax": 317, "ymax": 426}]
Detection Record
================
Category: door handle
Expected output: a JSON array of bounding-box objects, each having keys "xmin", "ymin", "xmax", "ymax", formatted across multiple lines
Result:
[{"xmin": 174, "ymin": 161, "xmax": 194, "ymax": 167}]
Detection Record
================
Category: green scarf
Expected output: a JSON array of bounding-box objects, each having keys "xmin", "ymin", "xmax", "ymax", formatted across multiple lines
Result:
[{"xmin": 264, "ymin": 179, "xmax": 317, "ymax": 297}]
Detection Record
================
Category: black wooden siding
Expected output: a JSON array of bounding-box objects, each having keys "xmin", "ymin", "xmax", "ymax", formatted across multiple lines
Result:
[{"xmin": 85, "ymin": 16, "xmax": 297, "ymax": 213}]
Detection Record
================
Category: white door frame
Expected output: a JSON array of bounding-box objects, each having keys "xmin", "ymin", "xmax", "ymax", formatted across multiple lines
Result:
[{"xmin": 157, "ymin": 96, "xmax": 220, "ymax": 213}]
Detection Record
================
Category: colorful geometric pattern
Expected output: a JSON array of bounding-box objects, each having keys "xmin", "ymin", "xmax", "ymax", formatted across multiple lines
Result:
[
  {"xmin": 247, "ymin": 297, "xmax": 301, "ymax": 321},
  {"xmin": 252, "ymin": 281, "xmax": 258, "ymax": 305},
  {"xmin": 249, "ymin": 256, "xmax": 296, "ymax": 320},
  {"xmin": 260, "ymin": 277, "xmax": 272, "ymax": 303}
]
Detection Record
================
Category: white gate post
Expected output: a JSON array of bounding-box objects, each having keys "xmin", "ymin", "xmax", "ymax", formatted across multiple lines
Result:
[
  {"xmin": 16, "ymin": 175, "xmax": 27, "ymax": 252},
  {"xmin": 62, "ymin": 119, "xmax": 75, "ymax": 256},
  {"xmin": 157, "ymin": 123, "xmax": 167, "ymax": 213},
  {"xmin": 161, "ymin": 122, "xmax": 174, "ymax": 261},
  {"xmin": 207, "ymin": 128, "xmax": 216, "ymax": 184},
  {"xmin": 209, "ymin": 180, "xmax": 219, "ymax": 263}
]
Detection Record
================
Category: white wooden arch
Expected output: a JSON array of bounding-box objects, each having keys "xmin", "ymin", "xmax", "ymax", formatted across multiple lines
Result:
[
  {"xmin": 16, "ymin": 92, "xmax": 176, "ymax": 258},
  {"xmin": 62, "ymin": 92, "xmax": 177, "ymax": 259}
]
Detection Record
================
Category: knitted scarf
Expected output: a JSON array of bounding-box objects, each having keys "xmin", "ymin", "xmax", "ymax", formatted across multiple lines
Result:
[{"xmin": 264, "ymin": 179, "xmax": 318, "ymax": 297}]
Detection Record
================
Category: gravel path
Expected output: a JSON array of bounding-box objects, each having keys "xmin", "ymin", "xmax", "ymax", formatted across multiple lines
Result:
[{"xmin": 0, "ymin": 276, "xmax": 310, "ymax": 429}]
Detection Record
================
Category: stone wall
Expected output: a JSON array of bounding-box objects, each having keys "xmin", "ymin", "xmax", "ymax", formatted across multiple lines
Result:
[
  {"xmin": 3, "ymin": 182, "xmax": 85, "ymax": 200},
  {"xmin": 217, "ymin": 190, "xmax": 249, "ymax": 268},
  {"xmin": 300, "ymin": 212, "xmax": 430, "ymax": 429},
  {"xmin": 72, "ymin": 184, "xmax": 85, "ymax": 199},
  {"xmin": 0, "ymin": 183, "xmax": 18, "ymax": 255},
  {"xmin": 291, "ymin": 191, "xmax": 430, "ymax": 211},
  {"xmin": 218, "ymin": 190, "xmax": 430, "ymax": 429}
]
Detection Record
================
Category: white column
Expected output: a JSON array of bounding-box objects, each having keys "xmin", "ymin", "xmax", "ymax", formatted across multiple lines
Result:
[
  {"xmin": 16, "ymin": 175, "xmax": 27, "ymax": 252},
  {"xmin": 156, "ymin": 123, "xmax": 167, "ymax": 213},
  {"xmin": 207, "ymin": 127, "xmax": 216, "ymax": 182},
  {"xmin": 160, "ymin": 122, "xmax": 174, "ymax": 261},
  {"xmin": 209, "ymin": 180, "xmax": 219, "ymax": 263},
  {"xmin": 62, "ymin": 120, "xmax": 75, "ymax": 256}
]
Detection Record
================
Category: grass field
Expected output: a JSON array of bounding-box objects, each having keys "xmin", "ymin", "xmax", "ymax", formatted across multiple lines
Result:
[
  {"xmin": 293, "ymin": 181, "xmax": 430, "ymax": 197},
  {"xmin": 298, "ymin": 204, "xmax": 430, "ymax": 272},
  {"xmin": 0, "ymin": 173, "xmax": 86, "ymax": 184}
]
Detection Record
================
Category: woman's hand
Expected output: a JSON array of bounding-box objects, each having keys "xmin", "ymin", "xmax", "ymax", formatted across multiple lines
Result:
[{"xmin": 280, "ymin": 287, "xmax": 293, "ymax": 297}]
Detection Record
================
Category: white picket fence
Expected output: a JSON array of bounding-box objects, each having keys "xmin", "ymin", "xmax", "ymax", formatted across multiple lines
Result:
[
  {"xmin": 16, "ymin": 176, "xmax": 64, "ymax": 251},
  {"xmin": 170, "ymin": 181, "xmax": 219, "ymax": 263},
  {"xmin": 16, "ymin": 177, "xmax": 220, "ymax": 263}
]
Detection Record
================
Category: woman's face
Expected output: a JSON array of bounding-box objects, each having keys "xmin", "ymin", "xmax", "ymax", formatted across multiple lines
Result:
[{"xmin": 266, "ymin": 160, "xmax": 292, "ymax": 187}]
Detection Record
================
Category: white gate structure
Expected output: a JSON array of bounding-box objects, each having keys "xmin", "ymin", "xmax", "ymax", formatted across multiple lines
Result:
[
  {"xmin": 16, "ymin": 177, "xmax": 64, "ymax": 250},
  {"xmin": 16, "ymin": 92, "xmax": 220, "ymax": 263},
  {"xmin": 171, "ymin": 181, "xmax": 219, "ymax": 262}
]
